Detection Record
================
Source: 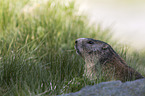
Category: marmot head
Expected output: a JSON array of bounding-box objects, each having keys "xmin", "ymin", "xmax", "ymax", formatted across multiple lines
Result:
[{"xmin": 75, "ymin": 38, "xmax": 115, "ymax": 63}]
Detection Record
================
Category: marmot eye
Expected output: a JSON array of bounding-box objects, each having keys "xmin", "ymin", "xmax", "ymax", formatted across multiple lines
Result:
[{"xmin": 88, "ymin": 41, "xmax": 94, "ymax": 44}]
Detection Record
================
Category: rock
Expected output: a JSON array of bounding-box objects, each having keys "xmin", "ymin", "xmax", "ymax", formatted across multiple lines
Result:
[{"xmin": 60, "ymin": 78, "xmax": 145, "ymax": 96}]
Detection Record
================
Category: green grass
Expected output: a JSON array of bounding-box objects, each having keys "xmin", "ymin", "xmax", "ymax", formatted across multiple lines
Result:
[{"xmin": 0, "ymin": 0, "xmax": 145, "ymax": 95}]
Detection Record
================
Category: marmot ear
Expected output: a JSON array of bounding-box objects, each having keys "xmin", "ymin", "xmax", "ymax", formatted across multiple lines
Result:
[{"xmin": 102, "ymin": 45, "xmax": 108, "ymax": 50}]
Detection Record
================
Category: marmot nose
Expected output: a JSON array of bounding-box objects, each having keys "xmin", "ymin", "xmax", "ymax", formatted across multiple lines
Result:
[{"xmin": 75, "ymin": 40, "xmax": 78, "ymax": 44}]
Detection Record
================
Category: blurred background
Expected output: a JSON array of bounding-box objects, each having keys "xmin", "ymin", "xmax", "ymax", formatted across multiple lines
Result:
[{"xmin": 77, "ymin": 0, "xmax": 145, "ymax": 50}]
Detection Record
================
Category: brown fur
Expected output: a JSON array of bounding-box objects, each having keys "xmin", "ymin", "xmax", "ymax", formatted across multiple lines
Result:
[{"xmin": 75, "ymin": 38, "xmax": 144, "ymax": 82}]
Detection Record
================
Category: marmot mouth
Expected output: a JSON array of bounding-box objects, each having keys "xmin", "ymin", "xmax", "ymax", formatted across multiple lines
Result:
[{"xmin": 74, "ymin": 45, "xmax": 81, "ymax": 55}]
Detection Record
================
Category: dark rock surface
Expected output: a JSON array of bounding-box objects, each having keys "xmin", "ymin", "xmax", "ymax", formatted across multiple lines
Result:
[{"xmin": 60, "ymin": 78, "xmax": 145, "ymax": 96}]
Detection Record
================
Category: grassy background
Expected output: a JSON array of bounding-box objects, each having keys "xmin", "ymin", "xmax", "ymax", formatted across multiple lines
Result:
[{"xmin": 0, "ymin": 0, "xmax": 145, "ymax": 95}]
